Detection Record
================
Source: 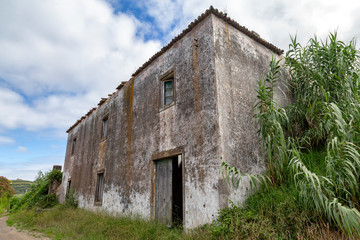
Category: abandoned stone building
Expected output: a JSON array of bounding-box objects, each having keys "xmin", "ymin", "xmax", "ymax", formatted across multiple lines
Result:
[{"xmin": 57, "ymin": 6, "xmax": 286, "ymax": 228}]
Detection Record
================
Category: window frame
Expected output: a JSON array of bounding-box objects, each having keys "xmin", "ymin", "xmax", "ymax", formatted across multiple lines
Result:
[
  {"xmin": 66, "ymin": 179, "xmax": 71, "ymax": 198},
  {"xmin": 160, "ymin": 69, "xmax": 176, "ymax": 111},
  {"xmin": 94, "ymin": 171, "xmax": 104, "ymax": 205},
  {"xmin": 163, "ymin": 78, "xmax": 174, "ymax": 106},
  {"xmin": 101, "ymin": 115, "xmax": 109, "ymax": 140},
  {"xmin": 71, "ymin": 138, "xmax": 76, "ymax": 156}
]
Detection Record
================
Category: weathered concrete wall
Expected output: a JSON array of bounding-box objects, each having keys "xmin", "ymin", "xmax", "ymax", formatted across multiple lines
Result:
[
  {"xmin": 58, "ymin": 11, "xmax": 288, "ymax": 229},
  {"xmin": 212, "ymin": 15, "xmax": 287, "ymax": 205},
  {"xmin": 59, "ymin": 14, "xmax": 224, "ymax": 228}
]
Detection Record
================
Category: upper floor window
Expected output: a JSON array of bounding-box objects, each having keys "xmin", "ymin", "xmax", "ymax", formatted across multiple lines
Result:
[
  {"xmin": 71, "ymin": 138, "xmax": 76, "ymax": 155},
  {"xmin": 164, "ymin": 79, "xmax": 174, "ymax": 106},
  {"xmin": 161, "ymin": 71, "xmax": 175, "ymax": 108},
  {"xmin": 102, "ymin": 116, "xmax": 108, "ymax": 139}
]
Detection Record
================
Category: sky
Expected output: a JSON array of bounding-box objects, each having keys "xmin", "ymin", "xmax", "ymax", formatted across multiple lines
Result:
[{"xmin": 0, "ymin": 0, "xmax": 359, "ymax": 181}]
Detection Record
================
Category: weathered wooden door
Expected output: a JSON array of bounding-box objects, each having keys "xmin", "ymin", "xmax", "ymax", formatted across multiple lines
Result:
[{"xmin": 155, "ymin": 158, "xmax": 173, "ymax": 225}]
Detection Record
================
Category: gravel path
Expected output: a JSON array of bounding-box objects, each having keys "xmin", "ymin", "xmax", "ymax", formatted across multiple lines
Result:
[{"xmin": 0, "ymin": 215, "xmax": 51, "ymax": 240}]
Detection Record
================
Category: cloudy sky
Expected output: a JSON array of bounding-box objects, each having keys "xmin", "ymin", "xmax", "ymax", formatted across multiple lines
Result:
[{"xmin": 0, "ymin": 0, "xmax": 359, "ymax": 181}]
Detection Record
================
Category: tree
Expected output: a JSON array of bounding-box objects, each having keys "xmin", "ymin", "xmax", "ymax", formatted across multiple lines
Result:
[{"xmin": 0, "ymin": 176, "xmax": 15, "ymax": 198}]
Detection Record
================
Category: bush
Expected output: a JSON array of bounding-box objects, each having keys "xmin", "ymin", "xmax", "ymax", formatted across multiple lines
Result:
[
  {"xmin": 210, "ymin": 185, "xmax": 311, "ymax": 239},
  {"xmin": 0, "ymin": 176, "xmax": 15, "ymax": 198},
  {"xmin": 0, "ymin": 176, "xmax": 15, "ymax": 213},
  {"xmin": 10, "ymin": 169, "xmax": 62, "ymax": 212},
  {"xmin": 64, "ymin": 187, "xmax": 78, "ymax": 208}
]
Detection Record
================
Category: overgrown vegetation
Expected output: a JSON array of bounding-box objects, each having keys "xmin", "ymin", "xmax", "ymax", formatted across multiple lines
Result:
[
  {"xmin": 7, "ymin": 181, "xmax": 346, "ymax": 240},
  {"xmin": 215, "ymin": 151, "xmax": 348, "ymax": 239},
  {"xmin": 10, "ymin": 169, "xmax": 62, "ymax": 212},
  {"xmin": 222, "ymin": 32, "xmax": 360, "ymax": 238},
  {"xmin": 0, "ymin": 176, "xmax": 15, "ymax": 214}
]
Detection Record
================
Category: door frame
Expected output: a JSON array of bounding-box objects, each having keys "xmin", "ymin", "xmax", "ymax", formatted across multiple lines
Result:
[{"xmin": 150, "ymin": 147, "xmax": 185, "ymax": 225}]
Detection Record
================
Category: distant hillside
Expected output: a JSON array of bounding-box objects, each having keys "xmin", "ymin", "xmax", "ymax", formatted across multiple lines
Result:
[{"xmin": 11, "ymin": 179, "xmax": 33, "ymax": 195}]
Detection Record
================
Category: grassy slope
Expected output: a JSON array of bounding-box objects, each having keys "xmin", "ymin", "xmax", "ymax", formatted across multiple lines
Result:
[{"xmin": 11, "ymin": 179, "xmax": 32, "ymax": 195}]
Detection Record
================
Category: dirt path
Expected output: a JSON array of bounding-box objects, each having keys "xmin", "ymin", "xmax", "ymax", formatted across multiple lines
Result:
[{"xmin": 0, "ymin": 215, "xmax": 51, "ymax": 240}]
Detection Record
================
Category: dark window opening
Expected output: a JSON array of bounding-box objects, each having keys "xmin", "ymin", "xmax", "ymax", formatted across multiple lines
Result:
[
  {"xmin": 66, "ymin": 180, "xmax": 71, "ymax": 198},
  {"xmin": 71, "ymin": 138, "xmax": 76, "ymax": 155},
  {"xmin": 155, "ymin": 155, "xmax": 183, "ymax": 226},
  {"xmin": 163, "ymin": 79, "xmax": 174, "ymax": 106},
  {"xmin": 95, "ymin": 172, "xmax": 104, "ymax": 204},
  {"xmin": 102, "ymin": 117, "xmax": 108, "ymax": 139}
]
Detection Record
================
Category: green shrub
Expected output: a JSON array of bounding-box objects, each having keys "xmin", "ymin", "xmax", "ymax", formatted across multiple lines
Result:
[
  {"xmin": 10, "ymin": 169, "xmax": 62, "ymax": 212},
  {"xmin": 210, "ymin": 185, "xmax": 316, "ymax": 240},
  {"xmin": 222, "ymin": 32, "xmax": 360, "ymax": 237},
  {"xmin": 0, "ymin": 176, "xmax": 15, "ymax": 198},
  {"xmin": 64, "ymin": 188, "xmax": 78, "ymax": 208},
  {"xmin": 0, "ymin": 176, "xmax": 15, "ymax": 213}
]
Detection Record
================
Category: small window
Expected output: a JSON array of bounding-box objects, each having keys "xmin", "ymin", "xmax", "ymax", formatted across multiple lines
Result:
[
  {"xmin": 71, "ymin": 138, "xmax": 76, "ymax": 155},
  {"xmin": 102, "ymin": 117, "xmax": 108, "ymax": 139},
  {"xmin": 66, "ymin": 180, "xmax": 71, "ymax": 198},
  {"xmin": 164, "ymin": 79, "xmax": 174, "ymax": 106},
  {"xmin": 95, "ymin": 172, "xmax": 104, "ymax": 204},
  {"xmin": 161, "ymin": 72, "xmax": 175, "ymax": 108}
]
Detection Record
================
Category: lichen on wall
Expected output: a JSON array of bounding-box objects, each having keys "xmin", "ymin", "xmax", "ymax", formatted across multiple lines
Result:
[{"xmin": 58, "ymin": 9, "xmax": 286, "ymax": 229}]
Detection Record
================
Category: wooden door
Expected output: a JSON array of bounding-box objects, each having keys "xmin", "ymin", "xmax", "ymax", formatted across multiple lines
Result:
[{"xmin": 155, "ymin": 158, "xmax": 173, "ymax": 225}]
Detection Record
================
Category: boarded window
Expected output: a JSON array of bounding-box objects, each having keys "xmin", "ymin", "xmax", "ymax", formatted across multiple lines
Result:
[
  {"xmin": 71, "ymin": 138, "xmax": 76, "ymax": 155},
  {"xmin": 164, "ymin": 79, "xmax": 174, "ymax": 106},
  {"xmin": 95, "ymin": 172, "xmax": 104, "ymax": 204},
  {"xmin": 102, "ymin": 117, "xmax": 108, "ymax": 139}
]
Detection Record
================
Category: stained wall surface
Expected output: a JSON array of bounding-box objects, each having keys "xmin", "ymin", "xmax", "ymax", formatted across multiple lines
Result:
[
  {"xmin": 58, "ymin": 12, "xmax": 286, "ymax": 229},
  {"xmin": 58, "ymin": 14, "xmax": 224, "ymax": 228},
  {"xmin": 213, "ymin": 15, "xmax": 287, "ymax": 204}
]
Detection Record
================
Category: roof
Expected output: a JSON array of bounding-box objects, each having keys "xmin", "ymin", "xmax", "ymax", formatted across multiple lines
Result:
[
  {"xmin": 66, "ymin": 6, "xmax": 283, "ymax": 133},
  {"xmin": 131, "ymin": 6, "xmax": 283, "ymax": 78}
]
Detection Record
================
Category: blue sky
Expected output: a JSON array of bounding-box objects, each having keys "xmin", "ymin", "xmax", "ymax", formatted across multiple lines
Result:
[{"xmin": 0, "ymin": 0, "xmax": 359, "ymax": 181}]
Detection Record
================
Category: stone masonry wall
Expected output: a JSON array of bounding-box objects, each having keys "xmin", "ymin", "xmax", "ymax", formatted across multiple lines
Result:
[
  {"xmin": 213, "ymin": 15, "xmax": 287, "ymax": 205},
  {"xmin": 58, "ymin": 14, "xmax": 222, "ymax": 228}
]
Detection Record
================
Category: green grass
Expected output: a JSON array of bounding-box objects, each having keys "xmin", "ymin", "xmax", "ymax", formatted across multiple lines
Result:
[
  {"xmin": 5, "ymin": 152, "xmax": 346, "ymax": 239},
  {"xmin": 7, "ymin": 205, "xmax": 189, "ymax": 240},
  {"xmin": 6, "ymin": 150, "xmax": 346, "ymax": 239},
  {"xmin": 301, "ymin": 149, "xmax": 327, "ymax": 176},
  {"xmin": 11, "ymin": 179, "xmax": 32, "ymax": 195},
  {"xmin": 210, "ymin": 185, "xmax": 345, "ymax": 239},
  {"xmin": 210, "ymin": 149, "xmax": 346, "ymax": 239},
  {"xmin": 7, "ymin": 183, "xmax": 346, "ymax": 240},
  {"xmin": 0, "ymin": 196, "xmax": 10, "ymax": 214}
]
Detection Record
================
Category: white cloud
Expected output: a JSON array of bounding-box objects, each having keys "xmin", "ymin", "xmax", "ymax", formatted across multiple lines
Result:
[
  {"xmin": 0, "ymin": 0, "xmax": 161, "ymax": 132},
  {"xmin": 0, "ymin": 0, "xmax": 359, "ymax": 182},
  {"xmin": 0, "ymin": 155, "xmax": 63, "ymax": 181},
  {"xmin": 141, "ymin": 0, "xmax": 360, "ymax": 50},
  {"xmin": 0, "ymin": 0, "xmax": 359, "ymax": 135},
  {"xmin": 0, "ymin": 136, "xmax": 15, "ymax": 145},
  {"xmin": 16, "ymin": 146, "xmax": 28, "ymax": 153}
]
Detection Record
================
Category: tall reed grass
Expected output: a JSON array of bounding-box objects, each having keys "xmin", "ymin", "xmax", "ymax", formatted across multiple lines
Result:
[{"xmin": 223, "ymin": 32, "xmax": 360, "ymax": 238}]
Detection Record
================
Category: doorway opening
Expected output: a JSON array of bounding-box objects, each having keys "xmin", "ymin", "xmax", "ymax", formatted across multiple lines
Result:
[{"xmin": 155, "ymin": 155, "xmax": 183, "ymax": 226}]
